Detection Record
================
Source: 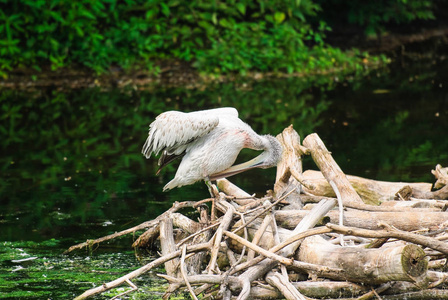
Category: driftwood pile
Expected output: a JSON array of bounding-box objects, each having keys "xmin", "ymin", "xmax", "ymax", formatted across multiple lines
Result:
[{"xmin": 69, "ymin": 126, "xmax": 448, "ymax": 300}]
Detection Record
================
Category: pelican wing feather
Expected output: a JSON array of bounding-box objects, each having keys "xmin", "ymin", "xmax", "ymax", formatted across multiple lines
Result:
[{"xmin": 142, "ymin": 108, "xmax": 237, "ymax": 159}]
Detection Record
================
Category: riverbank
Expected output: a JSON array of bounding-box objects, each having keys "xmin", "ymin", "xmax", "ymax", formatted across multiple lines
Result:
[{"xmin": 2, "ymin": 24, "xmax": 447, "ymax": 91}]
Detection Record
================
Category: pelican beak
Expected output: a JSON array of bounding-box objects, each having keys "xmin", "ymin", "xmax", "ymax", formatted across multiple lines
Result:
[{"xmin": 208, "ymin": 153, "xmax": 266, "ymax": 181}]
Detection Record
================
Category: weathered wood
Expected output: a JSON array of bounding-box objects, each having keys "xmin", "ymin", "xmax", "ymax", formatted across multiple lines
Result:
[
  {"xmin": 71, "ymin": 130, "xmax": 448, "ymax": 300},
  {"xmin": 250, "ymin": 281, "xmax": 369, "ymax": 299},
  {"xmin": 300, "ymin": 193, "xmax": 442, "ymax": 212},
  {"xmin": 179, "ymin": 245, "xmax": 199, "ymax": 300},
  {"xmin": 303, "ymin": 133, "xmax": 365, "ymax": 208},
  {"xmin": 229, "ymin": 199, "xmax": 337, "ymax": 252},
  {"xmin": 217, "ymin": 178, "xmax": 253, "ymax": 200},
  {"xmin": 428, "ymin": 258, "xmax": 447, "ymax": 270},
  {"xmin": 297, "ymin": 235, "xmax": 428, "ymax": 284},
  {"xmin": 160, "ymin": 218, "xmax": 179, "ymax": 278},
  {"xmin": 228, "ymin": 226, "xmax": 337, "ymax": 276},
  {"xmin": 207, "ymin": 201, "xmax": 235, "ymax": 274},
  {"xmin": 302, "ymin": 169, "xmax": 433, "ymax": 205},
  {"xmin": 432, "ymin": 164, "xmax": 448, "ymax": 189},
  {"xmin": 235, "ymin": 199, "xmax": 336, "ymax": 300},
  {"xmin": 73, "ymin": 242, "xmax": 212, "ymax": 300},
  {"xmin": 171, "ymin": 213, "xmax": 202, "ymax": 234},
  {"xmin": 380, "ymin": 271, "xmax": 448, "ymax": 295},
  {"xmin": 381, "ymin": 289, "xmax": 448, "ymax": 299},
  {"xmin": 165, "ymin": 274, "xmax": 370, "ymax": 299},
  {"xmin": 274, "ymin": 125, "xmax": 311, "ymax": 205},
  {"xmin": 380, "ymin": 199, "xmax": 446, "ymax": 210},
  {"xmin": 400, "ymin": 184, "xmax": 448, "ymax": 200},
  {"xmin": 184, "ymin": 205, "xmax": 212, "ymax": 275},
  {"xmin": 327, "ymin": 223, "xmax": 448, "ymax": 255},
  {"xmin": 66, "ymin": 201, "xmax": 197, "ymax": 252},
  {"xmin": 131, "ymin": 224, "xmax": 159, "ymax": 248},
  {"xmin": 275, "ymin": 209, "xmax": 448, "ymax": 231},
  {"xmin": 224, "ymin": 230, "xmax": 294, "ymax": 266},
  {"xmin": 246, "ymin": 214, "xmax": 272, "ymax": 261},
  {"xmin": 266, "ymin": 271, "xmax": 307, "ymax": 300},
  {"xmin": 251, "ymin": 286, "xmax": 448, "ymax": 300}
]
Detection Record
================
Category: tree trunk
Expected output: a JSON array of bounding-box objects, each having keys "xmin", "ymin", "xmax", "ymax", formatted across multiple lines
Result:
[
  {"xmin": 302, "ymin": 133, "xmax": 364, "ymax": 207},
  {"xmin": 274, "ymin": 125, "xmax": 307, "ymax": 208},
  {"xmin": 248, "ymin": 281, "xmax": 369, "ymax": 299},
  {"xmin": 302, "ymin": 169, "xmax": 433, "ymax": 205},
  {"xmin": 275, "ymin": 209, "xmax": 448, "ymax": 231},
  {"xmin": 160, "ymin": 218, "xmax": 180, "ymax": 277},
  {"xmin": 297, "ymin": 235, "xmax": 427, "ymax": 284}
]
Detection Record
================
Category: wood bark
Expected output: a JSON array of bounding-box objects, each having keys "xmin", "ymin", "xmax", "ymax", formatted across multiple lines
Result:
[
  {"xmin": 217, "ymin": 178, "xmax": 253, "ymax": 200},
  {"xmin": 381, "ymin": 289, "xmax": 448, "ymax": 300},
  {"xmin": 229, "ymin": 216, "xmax": 293, "ymax": 251},
  {"xmin": 274, "ymin": 125, "xmax": 310, "ymax": 207},
  {"xmin": 399, "ymin": 183, "xmax": 448, "ymax": 200},
  {"xmin": 164, "ymin": 274, "xmax": 370, "ymax": 299},
  {"xmin": 160, "ymin": 218, "xmax": 179, "ymax": 278},
  {"xmin": 265, "ymin": 271, "xmax": 307, "ymax": 300},
  {"xmin": 432, "ymin": 164, "xmax": 448, "ymax": 189},
  {"xmin": 234, "ymin": 199, "xmax": 336, "ymax": 300},
  {"xmin": 379, "ymin": 199, "xmax": 446, "ymax": 210},
  {"xmin": 275, "ymin": 209, "xmax": 448, "ymax": 231},
  {"xmin": 184, "ymin": 205, "xmax": 212, "ymax": 275},
  {"xmin": 297, "ymin": 235, "xmax": 428, "ymax": 284},
  {"xmin": 71, "ymin": 129, "xmax": 448, "ymax": 300},
  {"xmin": 249, "ymin": 281, "xmax": 369, "ymax": 299},
  {"xmin": 302, "ymin": 133, "xmax": 364, "ymax": 207},
  {"xmin": 326, "ymin": 223, "xmax": 448, "ymax": 255},
  {"xmin": 302, "ymin": 169, "xmax": 433, "ymax": 205},
  {"xmin": 207, "ymin": 201, "xmax": 234, "ymax": 274}
]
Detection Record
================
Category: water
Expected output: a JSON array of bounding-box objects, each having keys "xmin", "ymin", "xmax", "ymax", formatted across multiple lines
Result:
[{"xmin": 1, "ymin": 40, "xmax": 447, "ymax": 299}]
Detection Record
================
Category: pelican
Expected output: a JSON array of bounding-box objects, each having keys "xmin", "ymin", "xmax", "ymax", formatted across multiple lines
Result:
[{"xmin": 142, "ymin": 107, "xmax": 282, "ymax": 191}]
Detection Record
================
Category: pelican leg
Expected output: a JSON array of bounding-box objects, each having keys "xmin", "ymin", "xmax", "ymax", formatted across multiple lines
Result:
[
  {"xmin": 205, "ymin": 178, "xmax": 219, "ymax": 198},
  {"xmin": 205, "ymin": 177, "xmax": 219, "ymax": 221}
]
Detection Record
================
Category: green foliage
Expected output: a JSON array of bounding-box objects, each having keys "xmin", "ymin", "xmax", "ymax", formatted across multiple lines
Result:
[
  {"xmin": 0, "ymin": 0, "xmax": 379, "ymax": 76},
  {"xmin": 317, "ymin": 0, "xmax": 436, "ymax": 36},
  {"xmin": 349, "ymin": 0, "xmax": 435, "ymax": 36}
]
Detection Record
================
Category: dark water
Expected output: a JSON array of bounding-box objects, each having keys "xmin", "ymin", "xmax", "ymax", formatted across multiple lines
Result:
[{"xmin": 1, "ymin": 41, "xmax": 448, "ymax": 299}]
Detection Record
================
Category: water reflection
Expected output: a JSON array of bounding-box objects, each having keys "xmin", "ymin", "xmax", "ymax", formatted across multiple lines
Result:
[
  {"xmin": 1, "ymin": 49, "xmax": 447, "ymax": 243},
  {"xmin": 317, "ymin": 53, "xmax": 448, "ymax": 181}
]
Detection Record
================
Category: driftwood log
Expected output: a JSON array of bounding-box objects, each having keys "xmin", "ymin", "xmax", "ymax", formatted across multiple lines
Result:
[
  {"xmin": 302, "ymin": 169, "xmax": 434, "ymax": 205},
  {"xmin": 275, "ymin": 209, "xmax": 448, "ymax": 231},
  {"xmin": 297, "ymin": 235, "xmax": 428, "ymax": 284},
  {"xmin": 67, "ymin": 127, "xmax": 448, "ymax": 300}
]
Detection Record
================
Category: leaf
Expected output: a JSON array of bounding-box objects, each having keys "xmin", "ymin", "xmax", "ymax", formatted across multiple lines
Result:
[
  {"xmin": 236, "ymin": 3, "xmax": 246, "ymax": 15},
  {"xmin": 49, "ymin": 11, "xmax": 65, "ymax": 23},
  {"xmin": 219, "ymin": 18, "xmax": 230, "ymax": 28},
  {"xmin": 274, "ymin": 12, "xmax": 285, "ymax": 24},
  {"xmin": 160, "ymin": 3, "xmax": 170, "ymax": 17},
  {"xmin": 146, "ymin": 9, "xmax": 158, "ymax": 20},
  {"xmin": 79, "ymin": 10, "xmax": 96, "ymax": 20}
]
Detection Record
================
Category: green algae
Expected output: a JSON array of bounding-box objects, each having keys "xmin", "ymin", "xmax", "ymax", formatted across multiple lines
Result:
[{"xmin": 0, "ymin": 240, "xmax": 167, "ymax": 299}]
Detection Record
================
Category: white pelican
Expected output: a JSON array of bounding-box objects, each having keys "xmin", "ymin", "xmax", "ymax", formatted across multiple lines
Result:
[{"xmin": 142, "ymin": 107, "xmax": 282, "ymax": 191}]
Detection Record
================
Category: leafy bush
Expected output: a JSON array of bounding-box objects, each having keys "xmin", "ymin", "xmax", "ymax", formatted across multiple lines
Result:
[
  {"xmin": 348, "ymin": 0, "xmax": 435, "ymax": 36},
  {"xmin": 0, "ymin": 0, "xmax": 370, "ymax": 76},
  {"xmin": 316, "ymin": 0, "xmax": 436, "ymax": 37},
  {"xmin": 1, "ymin": 0, "xmax": 436, "ymax": 76}
]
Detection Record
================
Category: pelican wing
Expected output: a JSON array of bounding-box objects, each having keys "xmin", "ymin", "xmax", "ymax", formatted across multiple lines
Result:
[{"xmin": 142, "ymin": 109, "xmax": 232, "ymax": 159}]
